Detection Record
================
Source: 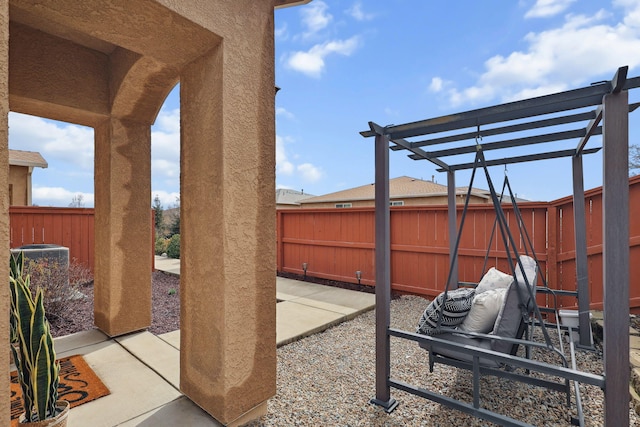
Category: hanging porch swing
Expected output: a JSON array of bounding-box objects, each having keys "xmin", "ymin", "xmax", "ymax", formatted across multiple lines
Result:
[{"xmin": 360, "ymin": 66, "xmax": 640, "ymax": 426}]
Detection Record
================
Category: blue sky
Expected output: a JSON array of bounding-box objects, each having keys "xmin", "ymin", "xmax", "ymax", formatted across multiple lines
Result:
[{"xmin": 8, "ymin": 0, "xmax": 640, "ymax": 207}]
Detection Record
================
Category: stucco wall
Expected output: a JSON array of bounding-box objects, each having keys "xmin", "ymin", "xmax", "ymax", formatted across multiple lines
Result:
[
  {"xmin": 8, "ymin": 164, "xmax": 27, "ymax": 205},
  {"xmin": 176, "ymin": 1, "xmax": 277, "ymax": 423},
  {"xmin": 3, "ymin": 1, "xmax": 279, "ymax": 425},
  {"xmin": 0, "ymin": 0, "xmax": 10, "ymax": 424}
]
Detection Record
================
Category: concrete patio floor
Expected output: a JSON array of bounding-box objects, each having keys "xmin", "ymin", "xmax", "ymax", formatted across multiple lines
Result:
[{"xmin": 46, "ymin": 256, "xmax": 375, "ymax": 426}]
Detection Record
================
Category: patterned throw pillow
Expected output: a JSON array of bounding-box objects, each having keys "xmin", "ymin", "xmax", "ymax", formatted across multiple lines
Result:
[{"xmin": 416, "ymin": 288, "xmax": 476, "ymax": 335}]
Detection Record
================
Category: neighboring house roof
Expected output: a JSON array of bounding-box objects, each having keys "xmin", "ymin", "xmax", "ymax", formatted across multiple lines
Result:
[
  {"xmin": 299, "ymin": 176, "xmax": 492, "ymax": 204},
  {"xmin": 8, "ymin": 150, "xmax": 48, "ymax": 168},
  {"xmin": 457, "ymin": 186, "xmax": 530, "ymax": 203},
  {"xmin": 276, "ymin": 188, "xmax": 315, "ymax": 206}
]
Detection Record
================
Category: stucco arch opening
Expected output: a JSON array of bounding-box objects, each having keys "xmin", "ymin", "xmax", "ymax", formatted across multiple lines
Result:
[{"xmin": 2, "ymin": 1, "xmax": 279, "ymax": 426}]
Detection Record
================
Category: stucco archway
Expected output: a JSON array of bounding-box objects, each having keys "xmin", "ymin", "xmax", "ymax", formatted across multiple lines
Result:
[{"xmin": 0, "ymin": 1, "xmax": 295, "ymax": 425}]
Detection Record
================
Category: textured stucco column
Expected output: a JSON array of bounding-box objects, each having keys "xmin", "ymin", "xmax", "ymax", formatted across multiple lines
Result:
[
  {"xmin": 179, "ymin": 9, "xmax": 276, "ymax": 426},
  {"xmin": 0, "ymin": 0, "xmax": 10, "ymax": 424},
  {"xmin": 94, "ymin": 118, "xmax": 152, "ymax": 336}
]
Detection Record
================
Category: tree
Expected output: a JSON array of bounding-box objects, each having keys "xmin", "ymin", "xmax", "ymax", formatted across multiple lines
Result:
[
  {"xmin": 631, "ymin": 144, "xmax": 640, "ymax": 175},
  {"xmin": 153, "ymin": 195, "xmax": 164, "ymax": 234},
  {"xmin": 169, "ymin": 196, "xmax": 180, "ymax": 237},
  {"xmin": 69, "ymin": 194, "xmax": 84, "ymax": 208}
]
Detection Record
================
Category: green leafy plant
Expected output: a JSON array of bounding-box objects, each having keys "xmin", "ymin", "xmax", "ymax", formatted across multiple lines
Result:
[
  {"xmin": 155, "ymin": 236, "xmax": 169, "ymax": 256},
  {"xmin": 168, "ymin": 288, "xmax": 177, "ymax": 296},
  {"xmin": 166, "ymin": 234, "xmax": 180, "ymax": 259},
  {"xmin": 10, "ymin": 252, "xmax": 62, "ymax": 422}
]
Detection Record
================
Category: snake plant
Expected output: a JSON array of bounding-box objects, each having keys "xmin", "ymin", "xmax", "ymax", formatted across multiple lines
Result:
[{"xmin": 10, "ymin": 252, "xmax": 61, "ymax": 422}]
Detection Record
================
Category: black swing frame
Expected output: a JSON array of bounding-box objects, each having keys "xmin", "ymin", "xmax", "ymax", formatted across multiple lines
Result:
[{"xmin": 361, "ymin": 66, "xmax": 640, "ymax": 426}]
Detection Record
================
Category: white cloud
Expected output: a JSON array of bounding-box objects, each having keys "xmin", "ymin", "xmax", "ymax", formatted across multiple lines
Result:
[
  {"xmin": 616, "ymin": 0, "xmax": 640, "ymax": 28},
  {"xmin": 155, "ymin": 107, "xmax": 180, "ymax": 134},
  {"xmin": 525, "ymin": 0, "xmax": 577, "ymax": 19},
  {"xmin": 151, "ymin": 190, "xmax": 181, "ymax": 209},
  {"xmin": 301, "ymin": 0, "xmax": 332, "ymax": 38},
  {"xmin": 275, "ymin": 23, "xmax": 289, "ymax": 40},
  {"xmin": 151, "ymin": 107, "xmax": 180, "ymax": 191},
  {"xmin": 444, "ymin": 3, "xmax": 640, "ymax": 107},
  {"xmin": 32, "ymin": 187, "xmax": 94, "ymax": 207},
  {"xmin": 276, "ymin": 135, "xmax": 324, "ymax": 186},
  {"xmin": 346, "ymin": 2, "xmax": 374, "ymax": 21},
  {"xmin": 276, "ymin": 107, "xmax": 295, "ymax": 120},
  {"xmin": 9, "ymin": 113, "xmax": 94, "ymax": 171},
  {"xmin": 276, "ymin": 135, "xmax": 295, "ymax": 175},
  {"xmin": 297, "ymin": 163, "xmax": 323, "ymax": 182},
  {"xmin": 286, "ymin": 36, "xmax": 360, "ymax": 78},
  {"xmin": 429, "ymin": 77, "xmax": 445, "ymax": 92}
]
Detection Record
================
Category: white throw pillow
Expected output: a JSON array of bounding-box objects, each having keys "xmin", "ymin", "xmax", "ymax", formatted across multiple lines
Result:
[
  {"xmin": 459, "ymin": 287, "xmax": 508, "ymax": 334},
  {"xmin": 475, "ymin": 267, "xmax": 513, "ymax": 294}
]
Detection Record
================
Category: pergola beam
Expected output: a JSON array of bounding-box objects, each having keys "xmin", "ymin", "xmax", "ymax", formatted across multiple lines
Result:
[
  {"xmin": 576, "ymin": 105, "xmax": 603, "ymax": 155},
  {"xmin": 435, "ymin": 148, "xmax": 601, "ymax": 172},
  {"xmin": 409, "ymin": 127, "xmax": 600, "ymax": 161},
  {"xmin": 362, "ymin": 68, "xmax": 640, "ymax": 142},
  {"xmin": 391, "ymin": 110, "xmax": 597, "ymax": 151},
  {"xmin": 392, "ymin": 137, "xmax": 451, "ymax": 171}
]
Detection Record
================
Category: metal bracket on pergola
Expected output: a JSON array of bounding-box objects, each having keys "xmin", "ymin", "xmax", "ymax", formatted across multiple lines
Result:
[{"xmin": 361, "ymin": 66, "xmax": 640, "ymax": 426}]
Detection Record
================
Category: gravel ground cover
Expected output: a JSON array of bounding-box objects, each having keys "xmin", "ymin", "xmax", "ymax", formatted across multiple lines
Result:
[
  {"xmin": 249, "ymin": 295, "xmax": 638, "ymax": 427},
  {"xmin": 49, "ymin": 273, "xmax": 638, "ymax": 426}
]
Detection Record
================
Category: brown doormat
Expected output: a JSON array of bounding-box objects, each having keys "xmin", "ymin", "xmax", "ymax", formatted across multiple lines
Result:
[{"xmin": 11, "ymin": 354, "xmax": 110, "ymax": 425}]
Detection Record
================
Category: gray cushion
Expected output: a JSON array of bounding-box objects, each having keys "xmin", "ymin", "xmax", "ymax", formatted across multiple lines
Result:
[
  {"xmin": 490, "ymin": 255, "xmax": 538, "ymax": 354},
  {"xmin": 419, "ymin": 332, "xmax": 500, "ymax": 368}
]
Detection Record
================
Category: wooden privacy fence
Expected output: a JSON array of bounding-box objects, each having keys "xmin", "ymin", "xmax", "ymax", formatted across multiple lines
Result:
[
  {"xmin": 10, "ymin": 206, "xmax": 95, "ymax": 271},
  {"xmin": 9, "ymin": 207, "xmax": 156, "ymax": 274},
  {"xmin": 277, "ymin": 175, "xmax": 640, "ymax": 310}
]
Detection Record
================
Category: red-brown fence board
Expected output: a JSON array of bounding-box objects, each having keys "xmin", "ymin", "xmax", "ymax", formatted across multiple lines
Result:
[
  {"xmin": 10, "ymin": 207, "xmax": 95, "ymax": 272},
  {"xmin": 277, "ymin": 175, "xmax": 640, "ymax": 310},
  {"xmin": 9, "ymin": 207, "xmax": 155, "ymax": 274}
]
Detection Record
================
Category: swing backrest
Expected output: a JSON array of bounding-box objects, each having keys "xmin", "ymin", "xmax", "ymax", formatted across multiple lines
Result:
[{"xmin": 490, "ymin": 255, "xmax": 538, "ymax": 354}]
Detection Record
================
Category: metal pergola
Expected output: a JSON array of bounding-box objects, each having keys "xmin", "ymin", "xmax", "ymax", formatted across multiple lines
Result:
[{"xmin": 361, "ymin": 66, "xmax": 640, "ymax": 426}]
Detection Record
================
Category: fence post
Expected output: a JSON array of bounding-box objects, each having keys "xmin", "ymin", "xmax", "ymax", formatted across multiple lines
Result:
[
  {"xmin": 546, "ymin": 204, "xmax": 558, "ymax": 306},
  {"xmin": 276, "ymin": 210, "xmax": 284, "ymax": 272}
]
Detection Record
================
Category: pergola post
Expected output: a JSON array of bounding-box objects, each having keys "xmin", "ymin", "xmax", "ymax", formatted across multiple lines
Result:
[
  {"xmin": 571, "ymin": 154, "xmax": 591, "ymax": 347},
  {"xmin": 602, "ymin": 89, "xmax": 629, "ymax": 426},
  {"xmin": 447, "ymin": 170, "xmax": 458, "ymax": 288},
  {"xmin": 370, "ymin": 128, "xmax": 397, "ymax": 412}
]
